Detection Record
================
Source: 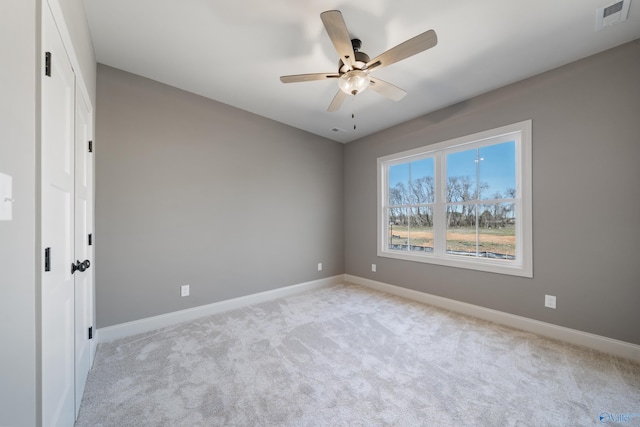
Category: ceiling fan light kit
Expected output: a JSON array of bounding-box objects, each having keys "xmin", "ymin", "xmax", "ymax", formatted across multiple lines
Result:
[
  {"xmin": 339, "ymin": 70, "xmax": 370, "ymax": 95},
  {"xmin": 279, "ymin": 10, "xmax": 438, "ymax": 112}
]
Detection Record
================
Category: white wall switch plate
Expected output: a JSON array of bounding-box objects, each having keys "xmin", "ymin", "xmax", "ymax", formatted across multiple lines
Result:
[
  {"xmin": 181, "ymin": 285, "xmax": 190, "ymax": 297},
  {"xmin": 0, "ymin": 172, "xmax": 13, "ymax": 221},
  {"xmin": 371, "ymin": 264, "xmax": 377, "ymax": 272},
  {"xmin": 317, "ymin": 263, "xmax": 322, "ymax": 271},
  {"xmin": 545, "ymin": 294, "xmax": 556, "ymax": 309}
]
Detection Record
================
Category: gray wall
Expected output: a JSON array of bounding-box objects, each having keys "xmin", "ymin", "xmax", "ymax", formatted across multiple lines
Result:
[
  {"xmin": 345, "ymin": 40, "xmax": 640, "ymax": 345},
  {"xmin": 0, "ymin": 1, "xmax": 38, "ymax": 425},
  {"xmin": 95, "ymin": 65, "xmax": 344, "ymax": 328}
]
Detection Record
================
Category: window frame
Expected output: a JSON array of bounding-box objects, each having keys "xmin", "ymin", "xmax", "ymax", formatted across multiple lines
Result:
[{"xmin": 377, "ymin": 120, "xmax": 533, "ymax": 278}]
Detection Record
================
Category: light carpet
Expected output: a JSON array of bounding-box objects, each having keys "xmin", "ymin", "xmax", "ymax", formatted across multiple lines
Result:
[{"xmin": 75, "ymin": 284, "xmax": 640, "ymax": 426}]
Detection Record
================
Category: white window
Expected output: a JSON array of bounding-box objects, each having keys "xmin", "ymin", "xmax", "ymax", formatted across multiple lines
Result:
[{"xmin": 377, "ymin": 120, "xmax": 532, "ymax": 277}]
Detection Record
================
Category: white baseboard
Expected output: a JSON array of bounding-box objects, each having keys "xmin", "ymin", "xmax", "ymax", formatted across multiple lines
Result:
[
  {"xmin": 97, "ymin": 275, "xmax": 343, "ymax": 343},
  {"xmin": 97, "ymin": 273, "xmax": 640, "ymax": 362},
  {"xmin": 345, "ymin": 274, "xmax": 640, "ymax": 363}
]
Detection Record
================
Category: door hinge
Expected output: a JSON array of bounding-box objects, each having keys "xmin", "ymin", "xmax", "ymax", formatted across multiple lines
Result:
[
  {"xmin": 44, "ymin": 247, "xmax": 51, "ymax": 271},
  {"xmin": 88, "ymin": 140, "xmax": 93, "ymax": 153},
  {"xmin": 45, "ymin": 52, "xmax": 52, "ymax": 77},
  {"xmin": 88, "ymin": 326, "xmax": 93, "ymax": 340},
  {"xmin": 88, "ymin": 233, "xmax": 93, "ymax": 246}
]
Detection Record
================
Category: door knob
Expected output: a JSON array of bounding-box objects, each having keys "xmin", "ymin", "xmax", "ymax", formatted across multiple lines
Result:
[
  {"xmin": 71, "ymin": 259, "xmax": 90, "ymax": 274},
  {"xmin": 72, "ymin": 260, "xmax": 83, "ymax": 274}
]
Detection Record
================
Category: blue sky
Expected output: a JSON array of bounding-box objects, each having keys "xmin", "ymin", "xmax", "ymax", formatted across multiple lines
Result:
[
  {"xmin": 389, "ymin": 157, "xmax": 433, "ymax": 190},
  {"xmin": 389, "ymin": 141, "xmax": 516, "ymax": 200}
]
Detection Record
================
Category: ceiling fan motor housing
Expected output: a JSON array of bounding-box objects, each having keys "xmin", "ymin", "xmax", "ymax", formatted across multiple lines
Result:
[{"xmin": 338, "ymin": 39, "xmax": 371, "ymax": 74}]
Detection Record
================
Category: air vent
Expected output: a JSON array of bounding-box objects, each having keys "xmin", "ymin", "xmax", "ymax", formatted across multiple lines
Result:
[
  {"xmin": 596, "ymin": 0, "xmax": 631, "ymax": 30},
  {"xmin": 604, "ymin": 1, "xmax": 624, "ymax": 16}
]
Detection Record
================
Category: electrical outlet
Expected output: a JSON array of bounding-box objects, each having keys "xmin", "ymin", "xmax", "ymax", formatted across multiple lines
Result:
[
  {"xmin": 545, "ymin": 294, "xmax": 556, "ymax": 309},
  {"xmin": 372, "ymin": 264, "xmax": 377, "ymax": 272},
  {"xmin": 317, "ymin": 263, "xmax": 323, "ymax": 271},
  {"xmin": 181, "ymin": 285, "xmax": 190, "ymax": 297}
]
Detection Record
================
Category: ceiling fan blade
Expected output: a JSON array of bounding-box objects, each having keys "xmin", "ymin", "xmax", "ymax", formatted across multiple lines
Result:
[
  {"xmin": 320, "ymin": 10, "xmax": 356, "ymax": 70},
  {"xmin": 280, "ymin": 73, "xmax": 339, "ymax": 83},
  {"xmin": 366, "ymin": 30, "xmax": 437, "ymax": 71},
  {"xmin": 369, "ymin": 77, "xmax": 407, "ymax": 101},
  {"xmin": 327, "ymin": 90, "xmax": 348, "ymax": 112}
]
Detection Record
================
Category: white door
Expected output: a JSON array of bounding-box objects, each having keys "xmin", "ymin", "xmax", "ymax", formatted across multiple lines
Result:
[
  {"xmin": 41, "ymin": 5, "xmax": 76, "ymax": 427},
  {"xmin": 74, "ymin": 89, "xmax": 94, "ymax": 415}
]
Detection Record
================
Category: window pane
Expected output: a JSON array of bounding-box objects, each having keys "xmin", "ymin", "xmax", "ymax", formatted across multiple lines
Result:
[
  {"xmin": 478, "ymin": 141, "xmax": 516, "ymax": 200},
  {"xmin": 446, "ymin": 149, "xmax": 477, "ymax": 202},
  {"xmin": 409, "ymin": 158, "xmax": 434, "ymax": 204},
  {"xmin": 408, "ymin": 207, "xmax": 433, "ymax": 253},
  {"xmin": 389, "ymin": 163, "xmax": 409, "ymax": 206},
  {"xmin": 388, "ymin": 208, "xmax": 408, "ymax": 250},
  {"xmin": 446, "ymin": 204, "xmax": 477, "ymax": 257},
  {"xmin": 479, "ymin": 203, "xmax": 516, "ymax": 260}
]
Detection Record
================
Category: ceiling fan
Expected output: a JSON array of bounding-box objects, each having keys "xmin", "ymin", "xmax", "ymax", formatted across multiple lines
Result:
[{"xmin": 280, "ymin": 10, "xmax": 437, "ymax": 112}]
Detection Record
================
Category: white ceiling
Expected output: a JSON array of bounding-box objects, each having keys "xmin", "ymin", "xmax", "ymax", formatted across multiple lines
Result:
[{"xmin": 83, "ymin": 0, "xmax": 640, "ymax": 143}]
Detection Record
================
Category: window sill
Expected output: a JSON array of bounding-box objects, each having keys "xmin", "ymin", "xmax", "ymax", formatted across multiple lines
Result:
[{"xmin": 377, "ymin": 249, "xmax": 533, "ymax": 278}]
